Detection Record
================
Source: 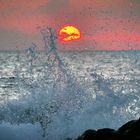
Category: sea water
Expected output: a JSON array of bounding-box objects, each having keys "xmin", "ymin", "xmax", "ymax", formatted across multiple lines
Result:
[
  {"xmin": 0, "ymin": 28, "xmax": 140, "ymax": 140},
  {"xmin": 0, "ymin": 50, "xmax": 140, "ymax": 140}
]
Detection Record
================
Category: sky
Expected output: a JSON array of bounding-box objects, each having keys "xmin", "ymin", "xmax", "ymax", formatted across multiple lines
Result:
[{"xmin": 0, "ymin": 0, "xmax": 140, "ymax": 51}]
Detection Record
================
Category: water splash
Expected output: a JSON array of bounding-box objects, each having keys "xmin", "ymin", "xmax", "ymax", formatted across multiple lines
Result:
[
  {"xmin": 0, "ymin": 27, "xmax": 89, "ymax": 139},
  {"xmin": 0, "ymin": 27, "xmax": 140, "ymax": 140}
]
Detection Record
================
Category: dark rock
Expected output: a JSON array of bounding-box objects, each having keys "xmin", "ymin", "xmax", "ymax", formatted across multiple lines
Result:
[
  {"xmin": 96, "ymin": 128, "xmax": 120, "ymax": 140},
  {"xmin": 74, "ymin": 118, "xmax": 140, "ymax": 140},
  {"xmin": 75, "ymin": 129, "xmax": 96, "ymax": 140},
  {"xmin": 118, "ymin": 118, "xmax": 140, "ymax": 139}
]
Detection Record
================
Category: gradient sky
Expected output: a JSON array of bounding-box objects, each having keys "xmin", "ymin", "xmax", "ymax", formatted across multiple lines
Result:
[{"xmin": 0, "ymin": 0, "xmax": 140, "ymax": 51}]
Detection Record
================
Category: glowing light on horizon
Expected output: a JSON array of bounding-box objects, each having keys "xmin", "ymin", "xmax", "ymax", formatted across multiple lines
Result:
[{"xmin": 58, "ymin": 25, "xmax": 81, "ymax": 42}]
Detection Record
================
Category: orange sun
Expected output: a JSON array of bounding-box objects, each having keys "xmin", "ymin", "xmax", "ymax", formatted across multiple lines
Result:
[{"xmin": 58, "ymin": 25, "xmax": 81, "ymax": 42}]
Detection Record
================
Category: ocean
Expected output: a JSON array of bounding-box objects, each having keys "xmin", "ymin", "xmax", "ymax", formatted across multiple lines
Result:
[{"xmin": 0, "ymin": 50, "xmax": 140, "ymax": 140}]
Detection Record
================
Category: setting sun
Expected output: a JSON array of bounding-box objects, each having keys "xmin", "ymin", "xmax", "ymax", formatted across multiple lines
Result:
[{"xmin": 58, "ymin": 25, "xmax": 81, "ymax": 42}]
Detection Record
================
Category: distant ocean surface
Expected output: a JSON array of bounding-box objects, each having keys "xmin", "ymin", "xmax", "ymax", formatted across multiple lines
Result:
[{"xmin": 0, "ymin": 50, "xmax": 140, "ymax": 140}]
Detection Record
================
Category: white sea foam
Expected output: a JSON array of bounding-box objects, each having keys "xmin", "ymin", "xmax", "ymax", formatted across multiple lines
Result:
[{"xmin": 0, "ymin": 27, "xmax": 140, "ymax": 139}]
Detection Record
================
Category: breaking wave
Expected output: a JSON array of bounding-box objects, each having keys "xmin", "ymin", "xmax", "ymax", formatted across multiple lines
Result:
[{"xmin": 0, "ymin": 27, "xmax": 140, "ymax": 140}]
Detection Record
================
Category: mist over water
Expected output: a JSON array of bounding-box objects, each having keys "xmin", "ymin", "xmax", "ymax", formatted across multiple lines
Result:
[{"xmin": 0, "ymin": 27, "xmax": 140, "ymax": 140}]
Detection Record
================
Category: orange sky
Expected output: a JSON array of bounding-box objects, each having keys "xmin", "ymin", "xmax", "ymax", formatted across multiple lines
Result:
[{"xmin": 0, "ymin": 0, "xmax": 140, "ymax": 51}]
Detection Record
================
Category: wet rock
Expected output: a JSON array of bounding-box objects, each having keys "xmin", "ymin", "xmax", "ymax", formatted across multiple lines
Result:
[
  {"xmin": 96, "ymin": 128, "xmax": 120, "ymax": 140},
  {"xmin": 74, "ymin": 118, "xmax": 140, "ymax": 140},
  {"xmin": 76, "ymin": 129, "xmax": 96, "ymax": 140},
  {"xmin": 118, "ymin": 118, "xmax": 140, "ymax": 139}
]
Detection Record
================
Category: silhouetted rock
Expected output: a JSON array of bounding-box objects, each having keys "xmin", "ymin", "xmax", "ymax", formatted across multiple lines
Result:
[
  {"xmin": 118, "ymin": 118, "xmax": 140, "ymax": 139},
  {"xmin": 96, "ymin": 128, "xmax": 120, "ymax": 140},
  {"xmin": 76, "ymin": 129, "xmax": 97, "ymax": 140},
  {"xmin": 74, "ymin": 118, "xmax": 140, "ymax": 140}
]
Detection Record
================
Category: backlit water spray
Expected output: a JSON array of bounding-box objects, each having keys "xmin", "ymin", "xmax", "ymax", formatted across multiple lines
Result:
[{"xmin": 0, "ymin": 27, "xmax": 140, "ymax": 140}]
